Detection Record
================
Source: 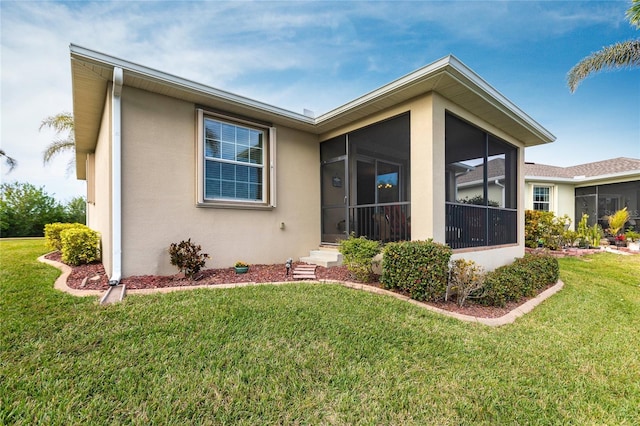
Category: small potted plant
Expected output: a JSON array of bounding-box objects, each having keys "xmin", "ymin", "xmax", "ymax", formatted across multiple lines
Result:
[
  {"xmin": 234, "ymin": 261, "xmax": 249, "ymax": 274},
  {"xmin": 625, "ymin": 229, "xmax": 640, "ymax": 252}
]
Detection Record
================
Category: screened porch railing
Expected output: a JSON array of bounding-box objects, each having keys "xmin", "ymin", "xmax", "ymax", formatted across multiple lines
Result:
[
  {"xmin": 446, "ymin": 202, "xmax": 517, "ymax": 249},
  {"xmin": 348, "ymin": 202, "xmax": 411, "ymax": 242}
]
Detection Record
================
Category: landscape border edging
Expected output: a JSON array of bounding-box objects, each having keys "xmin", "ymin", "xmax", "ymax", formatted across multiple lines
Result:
[{"xmin": 38, "ymin": 254, "xmax": 564, "ymax": 325}]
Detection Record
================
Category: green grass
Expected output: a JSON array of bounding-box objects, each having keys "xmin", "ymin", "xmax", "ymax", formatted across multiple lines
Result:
[{"xmin": 1, "ymin": 239, "xmax": 639, "ymax": 425}]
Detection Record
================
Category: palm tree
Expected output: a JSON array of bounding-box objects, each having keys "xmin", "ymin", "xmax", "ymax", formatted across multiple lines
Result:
[
  {"xmin": 40, "ymin": 112, "xmax": 75, "ymax": 173},
  {"xmin": 1, "ymin": 149, "xmax": 17, "ymax": 172},
  {"xmin": 567, "ymin": 0, "xmax": 640, "ymax": 92}
]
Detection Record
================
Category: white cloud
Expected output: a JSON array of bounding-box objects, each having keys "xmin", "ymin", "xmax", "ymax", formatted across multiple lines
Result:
[{"xmin": 1, "ymin": 0, "xmax": 638, "ymax": 202}]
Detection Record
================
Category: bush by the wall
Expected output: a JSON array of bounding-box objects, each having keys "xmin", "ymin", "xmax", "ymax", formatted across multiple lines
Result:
[
  {"xmin": 44, "ymin": 222, "xmax": 84, "ymax": 251},
  {"xmin": 60, "ymin": 226, "xmax": 101, "ymax": 266},
  {"xmin": 447, "ymin": 259, "xmax": 486, "ymax": 307},
  {"xmin": 482, "ymin": 254, "xmax": 559, "ymax": 307},
  {"xmin": 525, "ymin": 210, "xmax": 571, "ymax": 250},
  {"xmin": 381, "ymin": 240, "xmax": 452, "ymax": 302},
  {"xmin": 169, "ymin": 239, "xmax": 210, "ymax": 279},
  {"xmin": 339, "ymin": 234, "xmax": 381, "ymax": 282}
]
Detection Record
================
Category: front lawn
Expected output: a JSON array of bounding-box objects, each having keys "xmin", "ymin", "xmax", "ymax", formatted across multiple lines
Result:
[{"xmin": 1, "ymin": 239, "xmax": 639, "ymax": 424}]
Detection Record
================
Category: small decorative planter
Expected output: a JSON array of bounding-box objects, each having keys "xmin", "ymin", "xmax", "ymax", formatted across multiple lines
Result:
[
  {"xmin": 235, "ymin": 266, "xmax": 249, "ymax": 274},
  {"xmin": 234, "ymin": 261, "xmax": 250, "ymax": 274},
  {"xmin": 627, "ymin": 242, "xmax": 640, "ymax": 252}
]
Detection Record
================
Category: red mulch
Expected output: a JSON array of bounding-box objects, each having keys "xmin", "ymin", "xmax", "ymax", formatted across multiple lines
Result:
[{"xmin": 45, "ymin": 252, "xmax": 547, "ymax": 318}]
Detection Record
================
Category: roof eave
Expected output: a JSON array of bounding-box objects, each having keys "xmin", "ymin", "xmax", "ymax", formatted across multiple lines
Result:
[
  {"xmin": 70, "ymin": 45, "xmax": 556, "ymax": 180},
  {"xmin": 316, "ymin": 55, "xmax": 556, "ymax": 146},
  {"xmin": 526, "ymin": 169, "xmax": 640, "ymax": 184}
]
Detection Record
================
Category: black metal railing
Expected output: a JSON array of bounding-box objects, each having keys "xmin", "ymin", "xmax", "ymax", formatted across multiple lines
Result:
[
  {"xmin": 348, "ymin": 202, "xmax": 411, "ymax": 242},
  {"xmin": 446, "ymin": 203, "xmax": 517, "ymax": 249}
]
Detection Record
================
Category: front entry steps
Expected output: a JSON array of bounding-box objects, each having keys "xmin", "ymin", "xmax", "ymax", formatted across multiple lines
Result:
[
  {"xmin": 292, "ymin": 264, "xmax": 317, "ymax": 280},
  {"xmin": 299, "ymin": 246, "xmax": 343, "ymax": 268}
]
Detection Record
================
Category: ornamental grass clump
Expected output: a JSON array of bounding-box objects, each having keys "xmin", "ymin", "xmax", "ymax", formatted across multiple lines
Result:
[
  {"xmin": 169, "ymin": 239, "xmax": 210, "ymax": 279},
  {"xmin": 608, "ymin": 207, "xmax": 630, "ymax": 239}
]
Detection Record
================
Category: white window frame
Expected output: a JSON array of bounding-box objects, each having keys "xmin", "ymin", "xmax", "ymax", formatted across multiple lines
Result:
[
  {"xmin": 196, "ymin": 109, "xmax": 276, "ymax": 209},
  {"xmin": 532, "ymin": 185, "xmax": 552, "ymax": 212}
]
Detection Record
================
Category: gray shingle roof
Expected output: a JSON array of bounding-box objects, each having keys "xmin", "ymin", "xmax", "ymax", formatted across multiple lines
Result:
[
  {"xmin": 525, "ymin": 157, "xmax": 640, "ymax": 178},
  {"xmin": 457, "ymin": 157, "xmax": 640, "ymax": 184}
]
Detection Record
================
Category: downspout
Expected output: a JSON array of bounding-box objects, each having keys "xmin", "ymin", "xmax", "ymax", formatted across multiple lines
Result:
[
  {"xmin": 109, "ymin": 67, "xmax": 123, "ymax": 286},
  {"xmin": 494, "ymin": 179, "xmax": 505, "ymax": 207}
]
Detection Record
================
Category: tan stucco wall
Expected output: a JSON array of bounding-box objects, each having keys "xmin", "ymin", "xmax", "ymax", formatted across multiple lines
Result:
[
  {"xmin": 524, "ymin": 182, "xmax": 576, "ymax": 228},
  {"xmin": 87, "ymin": 86, "xmax": 113, "ymax": 276},
  {"xmin": 119, "ymin": 87, "xmax": 320, "ymax": 276}
]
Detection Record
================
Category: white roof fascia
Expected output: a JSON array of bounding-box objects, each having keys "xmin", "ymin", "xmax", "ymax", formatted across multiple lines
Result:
[
  {"xmin": 445, "ymin": 56, "xmax": 556, "ymax": 143},
  {"xmin": 70, "ymin": 44, "xmax": 314, "ymax": 125},
  {"xmin": 70, "ymin": 45, "xmax": 555, "ymax": 143},
  {"xmin": 314, "ymin": 56, "xmax": 451, "ymax": 123},
  {"xmin": 526, "ymin": 170, "xmax": 640, "ymax": 184},
  {"xmin": 316, "ymin": 55, "xmax": 556, "ymax": 144},
  {"xmin": 525, "ymin": 176, "xmax": 578, "ymax": 184}
]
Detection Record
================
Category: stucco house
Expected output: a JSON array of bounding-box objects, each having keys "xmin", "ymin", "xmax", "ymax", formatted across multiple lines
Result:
[
  {"xmin": 456, "ymin": 157, "xmax": 640, "ymax": 232},
  {"xmin": 523, "ymin": 157, "xmax": 640, "ymax": 231},
  {"xmin": 70, "ymin": 45, "xmax": 555, "ymax": 282}
]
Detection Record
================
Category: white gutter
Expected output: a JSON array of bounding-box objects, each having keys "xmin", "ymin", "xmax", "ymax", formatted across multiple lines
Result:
[
  {"xmin": 525, "ymin": 169, "xmax": 640, "ymax": 185},
  {"xmin": 69, "ymin": 44, "xmax": 313, "ymax": 126},
  {"xmin": 494, "ymin": 179, "xmax": 506, "ymax": 207},
  {"xmin": 109, "ymin": 67, "xmax": 123, "ymax": 286}
]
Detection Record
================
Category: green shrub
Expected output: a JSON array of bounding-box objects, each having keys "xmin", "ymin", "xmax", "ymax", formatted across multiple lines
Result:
[
  {"xmin": 447, "ymin": 259, "xmax": 485, "ymax": 307},
  {"xmin": 608, "ymin": 207, "xmax": 629, "ymax": 237},
  {"xmin": 169, "ymin": 239, "xmax": 210, "ymax": 279},
  {"xmin": 44, "ymin": 222, "xmax": 83, "ymax": 251},
  {"xmin": 575, "ymin": 213, "xmax": 604, "ymax": 248},
  {"xmin": 381, "ymin": 240, "xmax": 452, "ymax": 302},
  {"xmin": 525, "ymin": 210, "xmax": 571, "ymax": 250},
  {"xmin": 482, "ymin": 254, "xmax": 559, "ymax": 307},
  {"xmin": 339, "ymin": 234, "xmax": 381, "ymax": 282},
  {"xmin": 625, "ymin": 229, "xmax": 640, "ymax": 242},
  {"xmin": 60, "ymin": 226, "xmax": 101, "ymax": 266}
]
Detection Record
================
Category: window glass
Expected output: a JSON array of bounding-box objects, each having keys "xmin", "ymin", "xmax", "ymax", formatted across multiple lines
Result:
[
  {"xmin": 533, "ymin": 186, "xmax": 550, "ymax": 211},
  {"xmin": 444, "ymin": 112, "xmax": 518, "ymax": 248},
  {"xmin": 203, "ymin": 117, "xmax": 265, "ymax": 202}
]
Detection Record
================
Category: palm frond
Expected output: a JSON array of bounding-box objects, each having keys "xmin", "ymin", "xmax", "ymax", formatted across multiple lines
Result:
[
  {"xmin": 567, "ymin": 39, "xmax": 640, "ymax": 92},
  {"xmin": 42, "ymin": 139, "xmax": 75, "ymax": 165},
  {"xmin": 1, "ymin": 149, "xmax": 18, "ymax": 172},
  {"xmin": 626, "ymin": 0, "xmax": 640, "ymax": 29},
  {"xmin": 39, "ymin": 112, "xmax": 74, "ymax": 134}
]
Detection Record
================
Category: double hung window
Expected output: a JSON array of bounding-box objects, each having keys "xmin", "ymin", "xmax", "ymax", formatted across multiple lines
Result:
[
  {"xmin": 197, "ymin": 110, "xmax": 275, "ymax": 207},
  {"xmin": 533, "ymin": 186, "xmax": 551, "ymax": 211}
]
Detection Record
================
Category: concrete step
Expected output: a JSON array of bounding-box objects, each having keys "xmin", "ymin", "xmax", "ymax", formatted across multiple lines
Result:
[{"xmin": 299, "ymin": 247, "xmax": 343, "ymax": 268}]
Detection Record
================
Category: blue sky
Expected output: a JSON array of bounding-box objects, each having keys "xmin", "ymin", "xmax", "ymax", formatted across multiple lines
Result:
[{"xmin": 1, "ymin": 0, "xmax": 639, "ymax": 202}]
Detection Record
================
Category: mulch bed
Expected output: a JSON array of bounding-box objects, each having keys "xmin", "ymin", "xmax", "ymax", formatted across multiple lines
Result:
[{"xmin": 45, "ymin": 252, "xmax": 551, "ymax": 319}]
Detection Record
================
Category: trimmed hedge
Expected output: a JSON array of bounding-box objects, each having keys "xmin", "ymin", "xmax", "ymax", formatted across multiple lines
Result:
[
  {"xmin": 60, "ymin": 226, "xmax": 101, "ymax": 266},
  {"xmin": 381, "ymin": 240, "xmax": 452, "ymax": 302},
  {"xmin": 44, "ymin": 222, "xmax": 83, "ymax": 251},
  {"xmin": 482, "ymin": 253, "xmax": 559, "ymax": 307},
  {"xmin": 339, "ymin": 234, "xmax": 381, "ymax": 282}
]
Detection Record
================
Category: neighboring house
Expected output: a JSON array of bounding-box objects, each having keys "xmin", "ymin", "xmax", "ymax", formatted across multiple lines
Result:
[
  {"xmin": 523, "ymin": 158, "xmax": 640, "ymax": 231},
  {"xmin": 70, "ymin": 45, "xmax": 555, "ymax": 281},
  {"xmin": 458, "ymin": 157, "xmax": 640, "ymax": 232}
]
